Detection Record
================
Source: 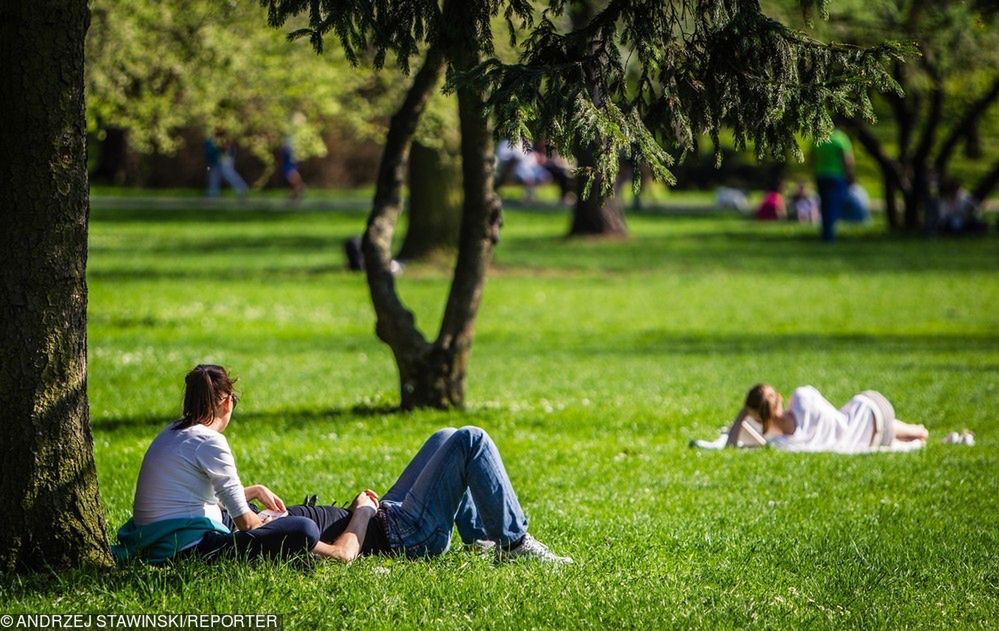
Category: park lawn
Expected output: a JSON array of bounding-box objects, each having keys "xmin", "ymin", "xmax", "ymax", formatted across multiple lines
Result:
[{"xmin": 4, "ymin": 206, "xmax": 997, "ymax": 629}]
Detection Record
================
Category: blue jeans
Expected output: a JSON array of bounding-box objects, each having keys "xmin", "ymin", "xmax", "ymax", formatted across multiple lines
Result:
[
  {"xmin": 816, "ymin": 176, "xmax": 848, "ymax": 242},
  {"xmin": 206, "ymin": 160, "xmax": 248, "ymax": 197},
  {"xmin": 379, "ymin": 426, "xmax": 528, "ymax": 557}
]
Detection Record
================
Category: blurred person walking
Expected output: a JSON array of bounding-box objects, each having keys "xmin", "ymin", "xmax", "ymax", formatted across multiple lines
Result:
[
  {"xmin": 812, "ymin": 126, "xmax": 855, "ymax": 242},
  {"xmin": 205, "ymin": 133, "xmax": 248, "ymax": 198}
]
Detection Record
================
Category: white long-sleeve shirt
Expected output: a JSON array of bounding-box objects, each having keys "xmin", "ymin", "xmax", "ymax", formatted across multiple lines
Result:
[
  {"xmin": 132, "ymin": 423, "xmax": 251, "ymax": 527},
  {"xmin": 768, "ymin": 386, "xmax": 877, "ymax": 453}
]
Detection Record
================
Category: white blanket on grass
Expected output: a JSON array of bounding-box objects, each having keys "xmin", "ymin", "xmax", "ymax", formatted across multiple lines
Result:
[{"xmin": 690, "ymin": 427, "xmax": 926, "ymax": 453}]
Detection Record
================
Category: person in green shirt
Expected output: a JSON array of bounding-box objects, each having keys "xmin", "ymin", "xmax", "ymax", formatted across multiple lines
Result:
[{"xmin": 813, "ymin": 127, "xmax": 855, "ymax": 242}]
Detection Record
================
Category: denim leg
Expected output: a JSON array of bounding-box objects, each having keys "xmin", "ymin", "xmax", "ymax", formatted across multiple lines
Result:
[
  {"xmin": 385, "ymin": 426, "xmax": 527, "ymax": 556},
  {"xmin": 383, "ymin": 428, "xmax": 488, "ymax": 544},
  {"xmin": 817, "ymin": 176, "xmax": 844, "ymax": 242},
  {"xmin": 454, "ymin": 496, "xmax": 489, "ymax": 544},
  {"xmin": 383, "ymin": 428, "xmax": 457, "ymax": 502},
  {"xmin": 206, "ymin": 166, "xmax": 221, "ymax": 197},
  {"xmin": 220, "ymin": 163, "xmax": 248, "ymax": 194}
]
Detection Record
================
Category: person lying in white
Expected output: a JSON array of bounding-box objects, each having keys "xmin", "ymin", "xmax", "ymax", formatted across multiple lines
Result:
[{"xmin": 724, "ymin": 384, "xmax": 929, "ymax": 453}]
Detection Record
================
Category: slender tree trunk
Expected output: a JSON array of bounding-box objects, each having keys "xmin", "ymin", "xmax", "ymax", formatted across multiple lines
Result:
[
  {"xmin": 361, "ymin": 50, "xmax": 444, "ymax": 407},
  {"xmin": 0, "ymin": 0, "xmax": 112, "ymax": 572},
  {"xmin": 398, "ymin": 141, "xmax": 463, "ymax": 260},
  {"xmin": 427, "ymin": 40, "xmax": 502, "ymax": 409},
  {"xmin": 906, "ymin": 161, "xmax": 929, "ymax": 230},
  {"xmin": 882, "ymin": 171, "xmax": 899, "ymax": 229},
  {"xmin": 91, "ymin": 127, "xmax": 128, "ymax": 185}
]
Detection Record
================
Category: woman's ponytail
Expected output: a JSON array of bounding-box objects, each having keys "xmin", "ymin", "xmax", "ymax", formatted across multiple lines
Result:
[{"xmin": 174, "ymin": 364, "xmax": 236, "ymax": 430}]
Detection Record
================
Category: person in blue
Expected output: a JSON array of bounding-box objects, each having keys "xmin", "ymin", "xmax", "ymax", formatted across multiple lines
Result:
[
  {"xmin": 812, "ymin": 126, "xmax": 855, "ymax": 242},
  {"xmin": 204, "ymin": 134, "xmax": 248, "ymax": 198},
  {"xmin": 113, "ymin": 365, "xmax": 572, "ymax": 565}
]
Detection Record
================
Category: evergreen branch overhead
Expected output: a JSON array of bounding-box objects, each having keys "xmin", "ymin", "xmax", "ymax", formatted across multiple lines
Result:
[{"xmin": 261, "ymin": 0, "xmax": 908, "ymax": 198}]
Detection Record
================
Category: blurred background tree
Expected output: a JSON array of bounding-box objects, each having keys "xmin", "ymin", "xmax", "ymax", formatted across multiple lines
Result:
[
  {"xmin": 769, "ymin": 0, "xmax": 999, "ymax": 229},
  {"xmin": 265, "ymin": 0, "xmax": 903, "ymax": 409},
  {"xmin": 85, "ymin": 0, "xmax": 401, "ymax": 186}
]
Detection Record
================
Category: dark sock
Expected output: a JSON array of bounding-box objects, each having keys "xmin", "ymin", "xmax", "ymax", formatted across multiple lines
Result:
[{"xmin": 505, "ymin": 535, "xmax": 526, "ymax": 551}]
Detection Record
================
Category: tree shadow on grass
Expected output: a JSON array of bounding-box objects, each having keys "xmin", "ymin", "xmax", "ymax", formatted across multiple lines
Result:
[
  {"xmin": 88, "ymin": 264, "xmax": 350, "ymax": 282},
  {"xmin": 91, "ymin": 403, "xmax": 405, "ymax": 435},
  {"xmin": 559, "ymin": 331, "xmax": 999, "ymax": 358},
  {"xmin": 0, "ymin": 554, "xmax": 320, "ymax": 601},
  {"xmin": 499, "ymin": 229, "xmax": 999, "ymax": 275},
  {"xmin": 90, "ymin": 208, "xmax": 357, "ymax": 224}
]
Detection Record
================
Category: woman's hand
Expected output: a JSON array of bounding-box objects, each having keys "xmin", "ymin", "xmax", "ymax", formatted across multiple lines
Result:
[
  {"xmin": 350, "ymin": 489, "xmax": 379, "ymax": 511},
  {"xmin": 245, "ymin": 484, "xmax": 286, "ymax": 512}
]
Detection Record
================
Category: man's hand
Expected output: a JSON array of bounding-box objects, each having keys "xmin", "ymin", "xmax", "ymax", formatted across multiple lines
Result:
[
  {"xmin": 245, "ymin": 484, "xmax": 286, "ymax": 512},
  {"xmin": 350, "ymin": 489, "xmax": 379, "ymax": 511}
]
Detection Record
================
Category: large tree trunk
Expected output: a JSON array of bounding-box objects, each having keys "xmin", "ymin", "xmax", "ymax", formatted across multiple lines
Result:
[
  {"xmin": 568, "ymin": 0, "xmax": 627, "ymax": 238},
  {"xmin": 397, "ymin": 141, "xmax": 463, "ymax": 260},
  {"xmin": 0, "ymin": 0, "xmax": 112, "ymax": 572},
  {"xmin": 570, "ymin": 147, "xmax": 627, "ymax": 236}
]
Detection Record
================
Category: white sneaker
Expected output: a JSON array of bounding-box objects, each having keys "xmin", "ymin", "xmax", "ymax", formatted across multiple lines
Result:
[
  {"xmin": 960, "ymin": 431, "xmax": 976, "ymax": 446},
  {"xmin": 463, "ymin": 539, "xmax": 496, "ymax": 555},
  {"xmin": 497, "ymin": 534, "xmax": 573, "ymax": 565}
]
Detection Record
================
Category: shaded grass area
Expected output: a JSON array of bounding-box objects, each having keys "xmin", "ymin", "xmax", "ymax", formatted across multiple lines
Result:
[{"xmin": 3, "ymin": 208, "xmax": 997, "ymax": 628}]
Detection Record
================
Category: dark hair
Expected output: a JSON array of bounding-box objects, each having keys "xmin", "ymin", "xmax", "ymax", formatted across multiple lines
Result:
[
  {"xmin": 173, "ymin": 364, "xmax": 237, "ymax": 430},
  {"xmin": 744, "ymin": 383, "xmax": 774, "ymax": 430}
]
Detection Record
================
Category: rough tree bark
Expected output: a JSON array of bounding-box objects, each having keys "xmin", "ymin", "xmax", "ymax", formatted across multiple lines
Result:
[
  {"xmin": 397, "ymin": 140, "xmax": 463, "ymax": 260},
  {"xmin": 361, "ymin": 1, "xmax": 502, "ymax": 409},
  {"xmin": 0, "ymin": 0, "xmax": 113, "ymax": 572}
]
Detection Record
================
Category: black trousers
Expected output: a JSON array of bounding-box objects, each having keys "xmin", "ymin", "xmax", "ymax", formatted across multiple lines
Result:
[{"xmin": 188, "ymin": 504, "xmax": 348, "ymax": 561}]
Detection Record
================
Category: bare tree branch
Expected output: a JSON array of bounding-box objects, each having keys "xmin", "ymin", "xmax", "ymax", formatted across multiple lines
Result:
[
  {"xmin": 934, "ymin": 75, "xmax": 999, "ymax": 175},
  {"xmin": 971, "ymin": 158, "xmax": 999, "ymax": 205},
  {"xmin": 844, "ymin": 118, "xmax": 906, "ymax": 189}
]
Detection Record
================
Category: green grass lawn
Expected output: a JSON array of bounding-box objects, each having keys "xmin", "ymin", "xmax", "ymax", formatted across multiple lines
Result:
[{"xmin": 4, "ymin": 207, "xmax": 997, "ymax": 628}]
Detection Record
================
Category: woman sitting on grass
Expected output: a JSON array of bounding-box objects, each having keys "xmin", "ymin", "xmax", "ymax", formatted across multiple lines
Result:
[
  {"xmin": 113, "ymin": 364, "xmax": 572, "ymax": 565},
  {"xmin": 725, "ymin": 384, "xmax": 929, "ymax": 452}
]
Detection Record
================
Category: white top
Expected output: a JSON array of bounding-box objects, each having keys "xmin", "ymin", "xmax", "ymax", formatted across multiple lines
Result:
[
  {"xmin": 132, "ymin": 423, "xmax": 251, "ymax": 527},
  {"xmin": 768, "ymin": 386, "xmax": 877, "ymax": 453}
]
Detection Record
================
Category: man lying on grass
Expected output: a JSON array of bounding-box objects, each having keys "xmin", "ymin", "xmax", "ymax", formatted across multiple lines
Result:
[{"xmin": 112, "ymin": 365, "xmax": 572, "ymax": 565}]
